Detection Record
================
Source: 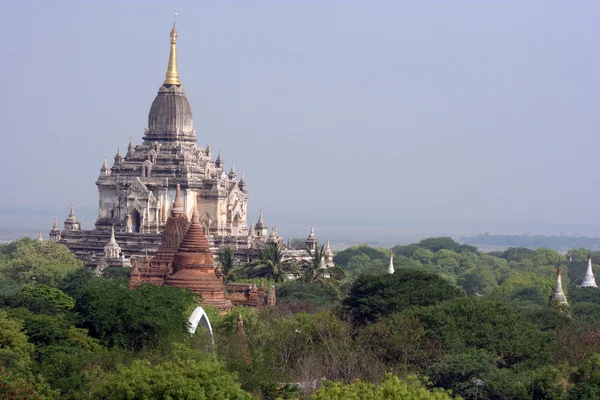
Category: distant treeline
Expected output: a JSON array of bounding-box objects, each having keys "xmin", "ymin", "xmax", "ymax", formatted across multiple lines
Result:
[{"xmin": 462, "ymin": 233, "xmax": 600, "ymax": 250}]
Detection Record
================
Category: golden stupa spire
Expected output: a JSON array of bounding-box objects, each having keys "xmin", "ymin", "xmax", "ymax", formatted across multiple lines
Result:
[{"xmin": 164, "ymin": 12, "xmax": 180, "ymax": 85}]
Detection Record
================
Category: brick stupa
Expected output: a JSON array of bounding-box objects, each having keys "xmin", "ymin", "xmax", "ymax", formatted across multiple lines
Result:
[
  {"xmin": 163, "ymin": 206, "xmax": 233, "ymax": 314},
  {"xmin": 130, "ymin": 184, "xmax": 189, "ymax": 288}
]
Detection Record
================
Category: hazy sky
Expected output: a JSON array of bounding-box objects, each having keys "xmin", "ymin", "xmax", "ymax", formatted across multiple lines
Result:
[{"xmin": 1, "ymin": 1, "xmax": 599, "ymax": 236}]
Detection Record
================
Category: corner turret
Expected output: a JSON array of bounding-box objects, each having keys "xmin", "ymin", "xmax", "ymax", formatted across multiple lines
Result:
[
  {"xmin": 305, "ymin": 227, "xmax": 317, "ymax": 253},
  {"xmin": 239, "ymin": 172, "xmax": 246, "ymax": 192},
  {"xmin": 255, "ymin": 210, "xmax": 268, "ymax": 237},
  {"xmin": 49, "ymin": 217, "xmax": 61, "ymax": 242},
  {"xmin": 100, "ymin": 157, "xmax": 110, "ymax": 177},
  {"xmin": 114, "ymin": 146, "xmax": 122, "ymax": 165},
  {"xmin": 63, "ymin": 204, "xmax": 81, "ymax": 232}
]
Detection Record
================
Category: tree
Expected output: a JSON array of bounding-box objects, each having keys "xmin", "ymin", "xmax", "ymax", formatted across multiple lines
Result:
[
  {"xmin": 418, "ymin": 237, "xmax": 462, "ymax": 253},
  {"xmin": 220, "ymin": 246, "xmax": 236, "ymax": 281},
  {"xmin": 404, "ymin": 297, "xmax": 554, "ymax": 369},
  {"xmin": 1, "ymin": 241, "xmax": 83, "ymax": 287},
  {"xmin": 333, "ymin": 245, "xmax": 389, "ymax": 268},
  {"xmin": 413, "ymin": 248, "xmax": 435, "ymax": 265},
  {"xmin": 427, "ymin": 349, "xmax": 496, "ymax": 399},
  {"xmin": 12, "ymin": 284, "xmax": 75, "ymax": 315},
  {"xmin": 0, "ymin": 367, "xmax": 58, "ymax": 400},
  {"xmin": 101, "ymin": 266, "xmax": 131, "ymax": 281},
  {"xmin": 0, "ymin": 310, "xmax": 34, "ymax": 373},
  {"xmin": 310, "ymin": 373, "xmax": 457, "ymax": 400},
  {"xmin": 90, "ymin": 344, "xmax": 254, "ymax": 399},
  {"xmin": 567, "ymin": 354, "xmax": 600, "ymax": 399},
  {"xmin": 343, "ymin": 269, "xmax": 464, "ymax": 325},
  {"xmin": 301, "ymin": 244, "xmax": 345, "ymax": 287},
  {"xmin": 278, "ymin": 280, "xmax": 338, "ymax": 308},
  {"xmin": 245, "ymin": 242, "xmax": 297, "ymax": 282},
  {"xmin": 356, "ymin": 314, "xmax": 441, "ymax": 372},
  {"xmin": 457, "ymin": 267, "xmax": 497, "ymax": 296},
  {"xmin": 76, "ymin": 281, "xmax": 197, "ymax": 350}
]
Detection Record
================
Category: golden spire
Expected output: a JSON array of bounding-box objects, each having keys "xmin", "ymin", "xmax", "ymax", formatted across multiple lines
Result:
[{"xmin": 164, "ymin": 12, "xmax": 180, "ymax": 85}]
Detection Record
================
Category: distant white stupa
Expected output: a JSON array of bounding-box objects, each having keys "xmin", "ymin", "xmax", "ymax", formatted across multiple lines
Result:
[
  {"xmin": 550, "ymin": 268, "xmax": 568, "ymax": 305},
  {"xmin": 579, "ymin": 255, "xmax": 598, "ymax": 288},
  {"xmin": 388, "ymin": 254, "xmax": 394, "ymax": 274}
]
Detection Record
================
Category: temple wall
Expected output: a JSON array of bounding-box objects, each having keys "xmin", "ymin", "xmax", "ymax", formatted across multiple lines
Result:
[{"xmin": 98, "ymin": 186, "xmax": 119, "ymax": 219}]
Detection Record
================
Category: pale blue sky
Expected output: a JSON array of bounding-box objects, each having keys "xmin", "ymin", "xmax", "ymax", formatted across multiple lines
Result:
[{"xmin": 1, "ymin": 1, "xmax": 599, "ymax": 237}]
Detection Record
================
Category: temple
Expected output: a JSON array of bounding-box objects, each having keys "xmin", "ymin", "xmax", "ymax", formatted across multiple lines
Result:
[{"xmin": 49, "ymin": 20, "xmax": 333, "ymax": 278}]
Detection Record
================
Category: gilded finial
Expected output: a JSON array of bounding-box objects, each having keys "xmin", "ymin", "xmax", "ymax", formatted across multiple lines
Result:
[{"xmin": 164, "ymin": 12, "xmax": 180, "ymax": 85}]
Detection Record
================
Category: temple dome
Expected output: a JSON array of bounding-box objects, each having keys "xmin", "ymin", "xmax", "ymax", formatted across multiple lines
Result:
[{"xmin": 145, "ymin": 84, "xmax": 195, "ymax": 142}]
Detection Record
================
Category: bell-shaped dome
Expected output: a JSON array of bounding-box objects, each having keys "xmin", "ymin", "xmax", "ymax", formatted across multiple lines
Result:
[{"xmin": 145, "ymin": 84, "xmax": 195, "ymax": 142}]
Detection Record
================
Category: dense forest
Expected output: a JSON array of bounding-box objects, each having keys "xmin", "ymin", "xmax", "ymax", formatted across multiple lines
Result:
[{"xmin": 2, "ymin": 237, "xmax": 600, "ymax": 399}]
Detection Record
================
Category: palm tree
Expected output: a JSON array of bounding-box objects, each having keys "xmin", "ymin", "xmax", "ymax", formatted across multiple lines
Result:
[
  {"xmin": 219, "ymin": 246, "xmax": 236, "ymax": 281},
  {"xmin": 301, "ymin": 243, "xmax": 345, "ymax": 288},
  {"xmin": 245, "ymin": 242, "xmax": 297, "ymax": 282}
]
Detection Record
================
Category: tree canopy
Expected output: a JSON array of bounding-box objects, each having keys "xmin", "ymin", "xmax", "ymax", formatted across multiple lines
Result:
[{"xmin": 343, "ymin": 269, "xmax": 464, "ymax": 324}]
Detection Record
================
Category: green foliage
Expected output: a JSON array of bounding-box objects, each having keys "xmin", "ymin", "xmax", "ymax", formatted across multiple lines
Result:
[
  {"xmin": 405, "ymin": 297, "xmax": 554, "ymax": 369},
  {"xmin": 0, "ymin": 310, "xmax": 33, "ymax": 372},
  {"xmin": 242, "ymin": 242, "xmax": 297, "ymax": 282},
  {"xmin": 427, "ymin": 349, "xmax": 496, "ymax": 399},
  {"xmin": 90, "ymin": 344, "xmax": 254, "ymax": 399},
  {"xmin": 220, "ymin": 246, "xmax": 236, "ymax": 280},
  {"xmin": 418, "ymin": 237, "xmax": 463, "ymax": 253},
  {"xmin": 567, "ymin": 354, "xmax": 600, "ymax": 399},
  {"xmin": 344, "ymin": 269, "xmax": 464, "ymax": 324},
  {"xmin": 7, "ymin": 308, "xmax": 71, "ymax": 347},
  {"xmin": 344, "ymin": 254, "xmax": 387, "ymax": 275},
  {"xmin": 76, "ymin": 281, "xmax": 197, "ymax": 350},
  {"xmin": 488, "ymin": 247, "xmax": 539, "ymax": 262},
  {"xmin": 0, "ymin": 236, "xmax": 598, "ymax": 399},
  {"xmin": 572, "ymin": 302, "xmax": 600, "ymax": 329},
  {"xmin": 101, "ymin": 266, "xmax": 132, "ymax": 280},
  {"xmin": 278, "ymin": 280, "xmax": 338, "ymax": 308},
  {"xmin": 301, "ymin": 244, "xmax": 345, "ymax": 290},
  {"xmin": 311, "ymin": 373, "xmax": 458, "ymax": 400},
  {"xmin": 333, "ymin": 245, "xmax": 389, "ymax": 268},
  {"xmin": 0, "ymin": 366, "xmax": 58, "ymax": 400},
  {"xmin": 12, "ymin": 284, "xmax": 75, "ymax": 315},
  {"xmin": 356, "ymin": 314, "xmax": 441, "ymax": 372},
  {"xmin": 0, "ymin": 240, "xmax": 83, "ymax": 287}
]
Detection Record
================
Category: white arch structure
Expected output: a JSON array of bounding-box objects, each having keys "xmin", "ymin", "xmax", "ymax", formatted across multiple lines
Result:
[{"xmin": 188, "ymin": 306, "xmax": 214, "ymax": 346}]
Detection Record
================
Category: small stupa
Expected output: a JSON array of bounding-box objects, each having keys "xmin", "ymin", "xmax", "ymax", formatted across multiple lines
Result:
[
  {"xmin": 550, "ymin": 268, "xmax": 568, "ymax": 305},
  {"xmin": 579, "ymin": 255, "xmax": 598, "ymax": 288}
]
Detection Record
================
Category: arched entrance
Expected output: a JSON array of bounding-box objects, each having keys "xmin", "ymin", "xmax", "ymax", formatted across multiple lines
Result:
[
  {"xmin": 129, "ymin": 210, "xmax": 141, "ymax": 233},
  {"xmin": 188, "ymin": 307, "xmax": 214, "ymax": 346}
]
